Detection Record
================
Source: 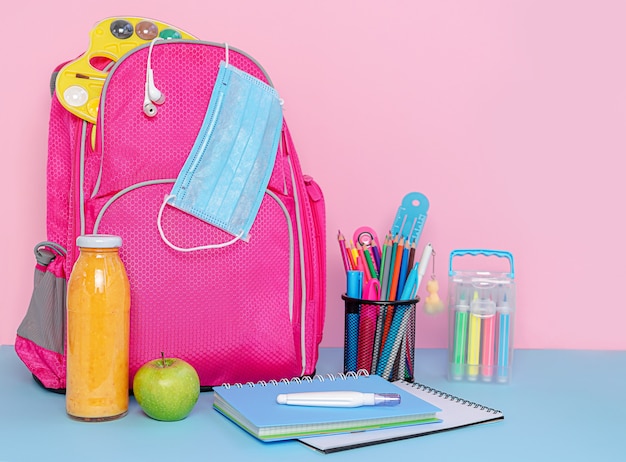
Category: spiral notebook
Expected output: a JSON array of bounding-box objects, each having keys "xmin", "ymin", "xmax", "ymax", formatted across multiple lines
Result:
[
  {"xmin": 299, "ymin": 380, "xmax": 504, "ymax": 453},
  {"xmin": 212, "ymin": 373, "xmax": 442, "ymax": 442}
]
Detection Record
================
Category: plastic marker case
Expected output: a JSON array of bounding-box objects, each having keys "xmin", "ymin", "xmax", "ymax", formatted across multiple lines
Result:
[{"xmin": 447, "ymin": 250, "xmax": 516, "ymax": 384}]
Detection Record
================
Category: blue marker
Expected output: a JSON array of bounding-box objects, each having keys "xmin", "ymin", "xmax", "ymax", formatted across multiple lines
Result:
[
  {"xmin": 399, "ymin": 263, "xmax": 419, "ymax": 301},
  {"xmin": 497, "ymin": 291, "xmax": 511, "ymax": 382},
  {"xmin": 345, "ymin": 271, "xmax": 363, "ymax": 372}
]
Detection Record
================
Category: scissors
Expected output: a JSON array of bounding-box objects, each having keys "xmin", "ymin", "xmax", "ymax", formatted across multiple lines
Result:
[{"xmin": 363, "ymin": 278, "xmax": 381, "ymax": 301}]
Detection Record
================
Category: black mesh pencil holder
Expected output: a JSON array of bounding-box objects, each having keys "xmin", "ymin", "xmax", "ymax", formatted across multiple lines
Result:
[{"xmin": 343, "ymin": 294, "xmax": 419, "ymax": 382}]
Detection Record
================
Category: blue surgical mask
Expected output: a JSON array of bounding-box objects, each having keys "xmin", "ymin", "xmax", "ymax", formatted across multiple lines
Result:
[{"xmin": 166, "ymin": 61, "xmax": 283, "ymax": 243}]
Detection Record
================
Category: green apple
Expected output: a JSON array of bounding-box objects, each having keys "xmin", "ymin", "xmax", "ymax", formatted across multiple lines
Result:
[{"xmin": 133, "ymin": 353, "xmax": 200, "ymax": 421}]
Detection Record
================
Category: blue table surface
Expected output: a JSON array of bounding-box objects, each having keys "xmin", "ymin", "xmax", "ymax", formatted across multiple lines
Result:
[{"xmin": 1, "ymin": 345, "xmax": 624, "ymax": 462}]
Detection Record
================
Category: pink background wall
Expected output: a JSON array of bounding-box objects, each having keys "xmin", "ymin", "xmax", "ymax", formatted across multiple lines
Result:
[{"xmin": 1, "ymin": 1, "xmax": 624, "ymax": 349}]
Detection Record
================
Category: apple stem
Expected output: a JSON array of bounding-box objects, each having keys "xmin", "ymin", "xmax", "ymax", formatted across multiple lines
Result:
[{"xmin": 161, "ymin": 351, "xmax": 165, "ymax": 368}]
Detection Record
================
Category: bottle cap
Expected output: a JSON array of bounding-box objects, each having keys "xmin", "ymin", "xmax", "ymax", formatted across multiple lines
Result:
[{"xmin": 76, "ymin": 234, "xmax": 123, "ymax": 249}]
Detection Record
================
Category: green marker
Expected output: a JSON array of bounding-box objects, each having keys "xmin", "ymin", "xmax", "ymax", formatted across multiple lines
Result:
[{"xmin": 452, "ymin": 290, "xmax": 469, "ymax": 379}]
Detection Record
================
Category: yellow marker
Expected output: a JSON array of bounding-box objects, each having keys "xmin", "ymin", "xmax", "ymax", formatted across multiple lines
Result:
[{"xmin": 466, "ymin": 291, "xmax": 481, "ymax": 379}]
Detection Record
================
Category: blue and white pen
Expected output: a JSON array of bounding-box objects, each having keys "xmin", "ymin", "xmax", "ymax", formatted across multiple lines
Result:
[
  {"xmin": 276, "ymin": 391, "xmax": 401, "ymax": 407},
  {"xmin": 415, "ymin": 243, "xmax": 433, "ymax": 295},
  {"xmin": 398, "ymin": 242, "xmax": 433, "ymax": 300}
]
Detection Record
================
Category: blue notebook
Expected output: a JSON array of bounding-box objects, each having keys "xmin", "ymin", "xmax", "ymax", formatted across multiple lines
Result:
[{"xmin": 212, "ymin": 373, "xmax": 441, "ymax": 442}]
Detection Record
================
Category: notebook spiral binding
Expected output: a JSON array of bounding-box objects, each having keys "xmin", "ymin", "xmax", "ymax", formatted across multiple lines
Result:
[
  {"xmin": 402, "ymin": 381, "xmax": 502, "ymax": 414},
  {"xmin": 220, "ymin": 369, "xmax": 371, "ymax": 389},
  {"xmin": 220, "ymin": 373, "xmax": 501, "ymax": 415}
]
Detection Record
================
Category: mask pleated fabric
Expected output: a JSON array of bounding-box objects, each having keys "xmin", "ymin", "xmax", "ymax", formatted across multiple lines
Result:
[{"xmin": 160, "ymin": 61, "xmax": 283, "ymax": 250}]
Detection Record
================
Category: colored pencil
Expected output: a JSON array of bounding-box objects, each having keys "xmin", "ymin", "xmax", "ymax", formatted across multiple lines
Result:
[
  {"xmin": 371, "ymin": 240, "xmax": 381, "ymax": 270},
  {"xmin": 363, "ymin": 245, "xmax": 378, "ymax": 280},
  {"xmin": 337, "ymin": 230, "xmax": 352, "ymax": 273},
  {"xmin": 383, "ymin": 235, "xmax": 399, "ymax": 300},
  {"xmin": 407, "ymin": 240, "xmax": 416, "ymax": 276},
  {"xmin": 396, "ymin": 239, "xmax": 411, "ymax": 299},
  {"xmin": 379, "ymin": 235, "xmax": 391, "ymax": 293},
  {"xmin": 388, "ymin": 237, "xmax": 405, "ymax": 301},
  {"xmin": 356, "ymin": 243, "xmax": 372, "ymax": 282},
  {"xmin": 349, "ymin": 240, "xmax": 359, "ymax": 270}
]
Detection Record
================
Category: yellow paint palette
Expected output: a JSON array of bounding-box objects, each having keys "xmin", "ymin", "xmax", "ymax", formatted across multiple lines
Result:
[{"xmin": 55, "ymin": 17, "xmax": 197, "ymax": 124}]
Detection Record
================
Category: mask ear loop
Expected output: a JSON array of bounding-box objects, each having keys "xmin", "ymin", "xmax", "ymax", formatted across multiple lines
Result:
[
  {"xmin": 224, "ymin": 42, "xmax": 229, "ymax": 67},
  {"xmin": 157, "ymin": 195, "xmax": 243, "ymax": 251}
]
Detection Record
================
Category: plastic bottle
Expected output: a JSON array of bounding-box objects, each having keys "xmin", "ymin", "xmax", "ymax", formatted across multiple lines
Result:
[{"xmin": 66, "ymin": 234, "xmax": 130, "ymax": 421}]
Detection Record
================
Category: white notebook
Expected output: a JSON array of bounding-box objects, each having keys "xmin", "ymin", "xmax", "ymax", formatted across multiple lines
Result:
[{"xmin": 299, "ymin": 380, "xmax": 504, "ymax": 453}]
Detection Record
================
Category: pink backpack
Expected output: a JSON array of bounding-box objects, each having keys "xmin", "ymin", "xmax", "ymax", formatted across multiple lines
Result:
[{"xmin": 16, "ymin": 36, "xmax": 326, "ymax": 390}]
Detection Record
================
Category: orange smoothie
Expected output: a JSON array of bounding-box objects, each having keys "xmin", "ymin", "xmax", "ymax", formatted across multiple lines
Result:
[{"xmin": 66, "ymin": 235, "xmax": 130, "ymax": 421}]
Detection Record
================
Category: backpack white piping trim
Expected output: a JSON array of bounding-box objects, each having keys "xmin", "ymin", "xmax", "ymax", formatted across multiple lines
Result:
[
  {"xmin": 92, "ymin": 179, "xmax": 175, "ymax": 232},
  {"xmin": 91, "ymin": 41, "xmax": 276, "ymax": 200},
  {"xmin": 79, "ymin": 121, "xmax": 88, "ymax": 235},
  {"xmin": 92, "ymin": 183, "xmax": 296, "ymax": 325},
  {"xmin": 288, "ymin": 157, "xmax": 308, "ymax": 376},
  {"xmin": 272, "ymin": 189, "xmax": 296, "ymax": 323}
]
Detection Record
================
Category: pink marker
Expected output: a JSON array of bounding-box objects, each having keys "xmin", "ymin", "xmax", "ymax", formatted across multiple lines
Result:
[
  {"xmin": 481, "ymin": 295, "xmax": 497, "ymax": 381},
  {"xmin": 357, "ymin": 279, "xmax": 381, "ymax": 372}
]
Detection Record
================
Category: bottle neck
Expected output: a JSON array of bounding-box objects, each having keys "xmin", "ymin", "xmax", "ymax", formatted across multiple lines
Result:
[{"xmin": 78, "ymin": 247, "xmax": 120, "ymax": 254}]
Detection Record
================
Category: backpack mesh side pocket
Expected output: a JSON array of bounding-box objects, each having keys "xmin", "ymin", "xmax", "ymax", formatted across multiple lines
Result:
[{"xmin": 15, "ymin": 242, "xmax": 67, "ymax": 390}]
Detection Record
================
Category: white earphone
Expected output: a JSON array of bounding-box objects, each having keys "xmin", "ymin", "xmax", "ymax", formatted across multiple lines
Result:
[{"xmin": 143, "ymin": 38, "xmax": 165, "ymax": 117}]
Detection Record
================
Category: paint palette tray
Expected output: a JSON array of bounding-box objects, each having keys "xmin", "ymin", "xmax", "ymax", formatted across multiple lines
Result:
[
  {"xmin": 447, "ymin": 249, "xmax": 516, "ymax": 384},
  {"xmin": 55, "ymin": 17, "xmax": 197, "ymax": 124}
]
